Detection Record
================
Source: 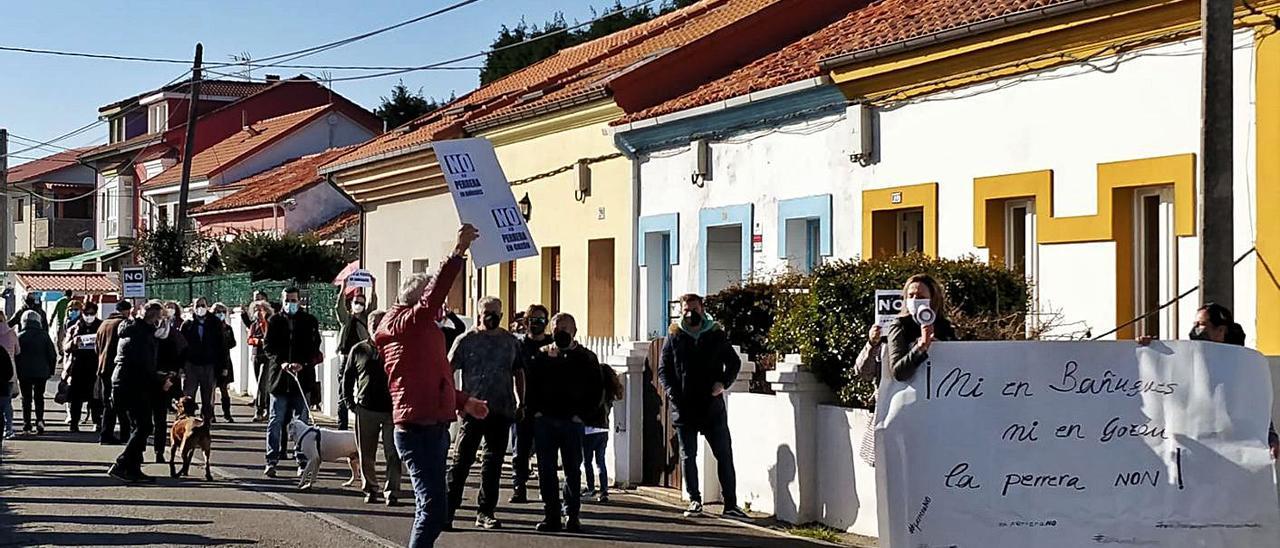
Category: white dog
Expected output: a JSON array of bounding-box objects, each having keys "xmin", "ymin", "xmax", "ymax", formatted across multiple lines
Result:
[{"xmin": 287, "ymin": 418, "xmax": 361, "ymax": 490}]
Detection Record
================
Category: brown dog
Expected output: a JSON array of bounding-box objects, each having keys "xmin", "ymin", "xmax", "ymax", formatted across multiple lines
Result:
[{"xmin": 169, "ymin": 396, "xmax": 213, "ymax": 480}]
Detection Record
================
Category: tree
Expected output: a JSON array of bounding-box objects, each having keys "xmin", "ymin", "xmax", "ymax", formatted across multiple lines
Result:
[
  {"xmin": 221, "ymin": 232, "xmax": 345, "ymax": 283},
  {"xmin": 134, "ymin": 221, "xmax": 218, "ymax": 279},
  {"xmin": 479, "ymin": 1, "xmax": 696, "ymax": 85},
  {"xmin": 374, "ymin": 81, "xmax": 449, "ymax": 130},
  {"xmin": 9, "ymin": 248, "xmax": 82, "ymax": 271}
]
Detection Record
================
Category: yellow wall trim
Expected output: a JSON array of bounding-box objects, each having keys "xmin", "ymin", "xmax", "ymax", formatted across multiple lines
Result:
[
  {"xmin": 476, "ymin": 100, "xmax": 623, "ymax": 147},
  {"xmin": 1257, "ymin": 29, "xmax": 1280, "ymax": 355},
  {"xmin": 861, "ymin": 183, "xmax": 938, "ymax": 259}
]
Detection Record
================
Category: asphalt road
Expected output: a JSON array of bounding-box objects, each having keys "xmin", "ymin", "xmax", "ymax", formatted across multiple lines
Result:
[{"xmin": 1, "ymin": 392, "xmax": 823, "ymax": 548}]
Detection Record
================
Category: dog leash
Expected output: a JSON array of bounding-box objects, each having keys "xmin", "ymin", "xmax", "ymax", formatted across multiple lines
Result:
[
  {"xmin": 285, "ymin": 368, "xmax": 323, "ymax": 459},
  {"xmin": 286, "ymin": 369, "xmax": 317, "ymax": 426}
]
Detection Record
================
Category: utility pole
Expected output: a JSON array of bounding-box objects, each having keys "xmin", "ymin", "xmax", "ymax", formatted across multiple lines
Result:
[
  {"xmin": 0, "ymin": 128, "xmax": 9, "ymax": 271},
  {"xmin": 1200, "ymin": 0, "xmax": 1234, "ymax": 309},
  {"xmin": 175, "ymin": 43, "xmax": 203, "ymax": 258}
]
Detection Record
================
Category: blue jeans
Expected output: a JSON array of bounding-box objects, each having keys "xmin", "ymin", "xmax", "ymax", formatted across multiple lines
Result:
[
  {"xmin": 395, "ymin": 423, "xmax": 450, "ymax": 548},
  {"xmin": 677, "ymin": 417, "xmax": 737, "ymax": 508},
  {"xmin": 583, "ymin": 431, "xmax": 609, "ymax": 494},
  {"xmin": 266, "ymin": 393, "xmax": 311, "ymax": 466}
]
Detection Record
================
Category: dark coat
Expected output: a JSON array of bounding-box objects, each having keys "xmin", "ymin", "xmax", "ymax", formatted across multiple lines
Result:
[
  {"xmin": 525, "ymin": 344, "xmax": 604, "ymax": 422},
  {"xmin": 16, "ymin": 325, "xmax": 56, "ymax": 380},
  {"xmin": 95, "ymin": 313, "xmax": 127, "ymax": 377},
  {"xmin": 64, "ymin": 318, "xmax": 102, "ymax": 400},
  {"xmin": 341, "ymin": 340, "xmax": 392, "ymax": 413},
  {"xmin": 658, "ymin": 321, "xmax": 741, "ymax": 428},
  {"xmin": 264, "ymin": 310, "xmax": 321, "ymax": 397},
  {"xmin": 181, "ymin": 315, "xmax": 226, "ymax": 368},
  {"xmin": 215, "ymin": 323, "xmax": 236, "ymax": 385},
  {"xmin": 886, "ymin": 315, "xmax": 956, "ymax": 382},
  {"xmin": 8, "ymin": 302, "xmax": 47, "ymax": 330},
  {"xmin": 111, "ymin": 319, "xmax": 161, "ymax": 399}
]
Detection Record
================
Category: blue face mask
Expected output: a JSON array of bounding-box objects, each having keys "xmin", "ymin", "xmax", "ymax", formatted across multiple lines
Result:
[
  {"xmin": 216, "ymin": 313, "xmax": 226, "ymax": 322},
  {"xmin": 284, "ymin": 302, "xmax": 300, "ymax": 315},
  {"xmin": 68, "ymin": 310, "xmax": 81, "ymax": 322}
]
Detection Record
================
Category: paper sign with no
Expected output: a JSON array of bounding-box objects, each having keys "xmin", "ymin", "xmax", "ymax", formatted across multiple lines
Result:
[
  {"xmin": 433, "ymin": 138, "xmax": 538, "ymax": 268},
  {"xmin": 874, "ymin": 290, "xmax": 903, "ymax": 328}
]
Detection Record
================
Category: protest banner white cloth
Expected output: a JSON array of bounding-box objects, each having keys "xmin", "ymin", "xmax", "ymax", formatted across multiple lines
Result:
[
  {"xmin": 433, "ymin": 138, "xmax": 538, "ymax": 268},
  {"xmin": 875, "ymin": 341, "xmax": 1279, "ymax": 548}
]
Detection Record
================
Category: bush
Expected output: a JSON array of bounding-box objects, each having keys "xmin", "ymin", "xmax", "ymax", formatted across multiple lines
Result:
[
  {"xmin": 10, "ymin": 247, "xmax": 83, "ymax": 271},
  {"xmin": 770, "ymin": 254, "xmax": 1031, "ymax": 408},
  {"xmin": 221, "ymin": 232, "xmax": 346, "ymax": 283},
  {"xmin": 135, "ymin": 221, "xmax": 219, "ymax": 278}
]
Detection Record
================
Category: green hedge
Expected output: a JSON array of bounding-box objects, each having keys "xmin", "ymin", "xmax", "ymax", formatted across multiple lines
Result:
[
  {"xmin": 146, "ymin": 273, "xmax": 341, "ymax": 330},
  {"xmin": 707, "ymin": 254, "xmax": 1031, "ymax": 408},
  {"xmin": 11, "ymin": 248, "xmax": 83, "ymax": 271}
]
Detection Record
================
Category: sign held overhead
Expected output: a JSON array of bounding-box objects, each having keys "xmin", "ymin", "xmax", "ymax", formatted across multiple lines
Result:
[{"xmin": 433, "ymin": 138, "xmax": 538, "ymax": 268}]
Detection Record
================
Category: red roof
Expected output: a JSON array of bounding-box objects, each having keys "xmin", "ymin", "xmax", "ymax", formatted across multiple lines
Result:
[
  {"xmin": 313, "ymin": 210, "xmax": 359, "ymax": 240},
  {"xmin": 191, "ymin": 147, "xmax": 354, "ymax": 214},
  {"xmin": 15, "ymin": 272, "xmax": 120, "ymax": 294},
  {"xmin": 98, "ymin": 79, "xmax": 273, "ymax": 114},
  {"xmin": 619, "ymin": 0, "xmax": 1078, "ymax": 124},
  {"xmin": 7, "ymin": 147, "xmax": 93, "ymax": 183},
  {"xmin": 141, "ymin": 106, "xmax": 332, "ymax": 190}
]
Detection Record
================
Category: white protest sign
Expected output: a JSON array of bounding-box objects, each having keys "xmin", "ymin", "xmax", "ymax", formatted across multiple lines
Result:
[
  {"xmin": 345, "ymin": 269, "xmax": 373, "ymax": 289},
  {"xmin": 875, "ymin": 341, "xmax": 1279, "ymax": 548},
  {"xmin": 874, "ymin": 289, "xmax": 903, "ymax": 329},
  {"xmin": 433, "ymin": 138, "xmax": 538, "ymax": 268},
  {"xmin": 122, "ymin": 266, "xmax": 146, "ymax": 299}
]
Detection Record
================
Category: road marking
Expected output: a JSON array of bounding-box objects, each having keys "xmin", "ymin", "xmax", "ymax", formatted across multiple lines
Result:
[{"xmin": 210, "ymin": 465, "xmax": 400, "ymax": 548}]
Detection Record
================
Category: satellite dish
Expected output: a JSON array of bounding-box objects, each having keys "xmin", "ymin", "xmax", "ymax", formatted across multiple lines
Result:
[{"xmin": 81, "ymin": 237, "xmax": 95, "ymax": 251}]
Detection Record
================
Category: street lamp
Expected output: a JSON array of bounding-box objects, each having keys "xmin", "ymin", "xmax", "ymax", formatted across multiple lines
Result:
[{"xmin": 518, "ymin": 193, "xmax": 532, "ymax": 221}]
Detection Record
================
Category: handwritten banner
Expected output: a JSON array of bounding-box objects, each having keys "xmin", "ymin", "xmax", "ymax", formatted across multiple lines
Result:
[
  {"xmin": 874, "ymin": 341, "xmax": 1280, "ymax": 548},
  {"xmin": 433, "ymin": 138, "xmax": 538, "ymax": 268}
]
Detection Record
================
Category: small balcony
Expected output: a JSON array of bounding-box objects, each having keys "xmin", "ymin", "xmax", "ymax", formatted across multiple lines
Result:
[{"xmin": 32, "ymin": 217, "xmax": 95, "ymax": 249}]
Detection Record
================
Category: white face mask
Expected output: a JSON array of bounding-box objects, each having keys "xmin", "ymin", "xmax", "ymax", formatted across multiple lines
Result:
[
  {"xmin": 907, "ymin": 298, "xmax": 935, "ymax": 326},
  {"xmin": 351, "ymin": 303, "xmax": 366, "ymax": 315},
  {"xmin": 156, "ymin": 324, "xmax": 169, "ymax": 338},
  {"xmin": 82, "ymin": 314, "xmax": 97, "ymax": 323},
  {"xmin": 195, "ymin": 306, "xmax": 208, "ymax": 318}
]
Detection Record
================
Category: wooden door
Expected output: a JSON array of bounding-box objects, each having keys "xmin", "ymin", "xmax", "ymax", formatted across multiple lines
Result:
[{"xmin": 587, "ymin": 238, "xmax": 615, "ymax": 337}]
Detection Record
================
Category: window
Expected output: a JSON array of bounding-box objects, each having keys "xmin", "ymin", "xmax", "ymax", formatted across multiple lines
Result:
[
  {"xmin": 63, "ymin": 194, "xmax": 91, "ymax": 220},
  {"xmin": 33, "ymin": 197, "xmax": 46, "ymax": 219},
  {"xmin": 1004, "ymin": 200, "xmax": 1037, "ymax": 281},
  {"xmin": 542, "ymin": 247, "xmax": 561, "ymax": 314},
  {"xmin": 1134, "ymin": 188, "xmax": 1176, "ymax": 339},
  {"xmin": 386, "ymin": 261, "xmax": 402, "ymax": 303},
  {"xmin": 897, "ymin": 209, "xmax": 925, "ymax": 254},
  {"xmin": 706, "ymin": 225, "xmax": 743, "ymax": 294},
  {"xmin": 148, "ymin": 103, "xmax": 169, "ymax": 133},
  {"xmin": 109, "ymin": 117, "xmax": 125, "ymax": 144},
  {"xmin": 14, "ymin": 199, "xmax": 23, "ymax": 222},
  {"xmin": 157, "ymin": 204, "xmax": 170, "ymax": 227},
  {"xmin": 412, "ymin": 259, "xmax": 429, "ymax": 274}
]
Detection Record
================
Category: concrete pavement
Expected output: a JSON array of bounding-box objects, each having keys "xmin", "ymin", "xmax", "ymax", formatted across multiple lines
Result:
[{"xmin": 1, "ymin": 394, "xmax": 826, "ymax": 547}]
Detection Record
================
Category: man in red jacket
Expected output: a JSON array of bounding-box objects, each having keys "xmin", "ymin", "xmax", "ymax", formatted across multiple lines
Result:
[{"xmin": 376, "ymin": 223, "xmax": 488, "ymax": 548}]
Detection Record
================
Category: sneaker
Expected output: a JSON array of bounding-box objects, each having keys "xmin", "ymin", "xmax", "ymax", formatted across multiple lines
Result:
[
  {"xmin": 107, "ymin": 464, "xmax": 139, "ymax": 483},
  {"xmin": 582, "ymin": 488, "xmax": 597, "ymax": 499},
  {"xmin": 296, "ymin": 465, "xmax": 308, "ymax": 478},
  {"xmin": 35, "ymin": 422, "xmax": 44, "ymax": 435},
  {"xmin": 385, "ymin": 493, "xmax": 399, "ymax": 507},
  {"xmin": 364, "ymin": 493, "xmax": 380, "ymax": 504},
  {"xmin": 64, "ymin": 415, "xmax": 72, "ymax": 425},
  {"xmin": 597, "ymin": 492, "xmax": 610, "ymax": 504},
  {"xmin": 224, "ymin": 415, "xmax": 235, "ymax": 423},
  {"xmin": 722, "ymin": 506, "xmax": 749, "ymax": 519},
  {"xmin": 564, "ymin": 517, "xmax": 583, "ymax": 533},
  {"xmin": 509, "ymin": 488, "xmax": 528, "ymax": 504},
  {"xmin": 264, "ymin": 464, "xmax": 277, "ymax": 478},
  {"xmin": 535, "ymin": 520, "xmax": 562, "ymax": 533},
  {"xmin": 251, "ymin": 414, "xmax": 266, "ymax": 423},
  {"xmin": 3, "ymin": 432, "xmax": 14, "ymax": 440},
  {"xmin": 475, "ymin": 514, "xmax": 502, "ymax": 529},
  {"xmin": 683, "ymin": 501, "xmax": 704, "ymax": 517}
]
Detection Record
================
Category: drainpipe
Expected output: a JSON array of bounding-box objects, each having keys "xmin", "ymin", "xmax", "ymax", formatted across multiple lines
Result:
[{"xmin": 615, "ymin": 131, "xmax": 643, "ymax": 341}]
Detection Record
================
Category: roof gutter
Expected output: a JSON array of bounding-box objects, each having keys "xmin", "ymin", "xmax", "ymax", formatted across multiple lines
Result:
[
  {"xmin": 318, "ymin": 140, "xmax": 437, "ymax": 175},
  {"xmin": 818, "ymin": 0, "xmax": 1131, "ymax": 70},
  {"xmin": 465, "ymin": 88, "xmax": 611, "ymax": 133},
  {"xmin": 610, "ymin": 75, "xmax": 832, "ymax": 134}
]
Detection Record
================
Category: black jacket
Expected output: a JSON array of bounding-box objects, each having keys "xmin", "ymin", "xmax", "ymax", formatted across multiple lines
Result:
[
  {"xmin": 111, "ymin": 319, "xmax": 161, "ymax": 397},
  {"xmin": 659, "ymin": 320, "xmax": 741, "ymax": 428},
  {"xmin": 181, "ymin": 315, "xmax": 226, "ymax": 368},
  {"xmin": 582, "ymin": 361, "xmax": 620, "ymax": 429},
  {"xmin": 264, "ymin": 310, "xmax": 321, "ymax": 397},
  {"xmin": 16, "ymin": 326, "xmax": 56, "ymax": 380},
  {"xmin": 8, "ymin": 302, "xmax": 47, "ymax": 330},
  {"xmin": 526, "ymin": 345, "xmax": 604, "ymax": 422},
  {"xmin": 341, "ymin": 340, "xmax": 392, "ymax": 413},
  {"xmin": 886, "ymin": 315, "xmax": 956, "ymax": 382}
]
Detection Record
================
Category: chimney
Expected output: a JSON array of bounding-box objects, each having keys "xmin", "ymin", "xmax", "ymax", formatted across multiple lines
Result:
[
  {"xmin": 242, "ymin": 111, "xmax": 258, "ymax": 135},
  {"xmin": 265, "ymin": 74, "xmax": 281, "ymax": 82}
]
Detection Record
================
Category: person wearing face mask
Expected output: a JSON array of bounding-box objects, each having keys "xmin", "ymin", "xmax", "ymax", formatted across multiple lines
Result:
[
  {"xmin": 247, "ymin": 300, "xmax": 273, "ymax": 422},
  {"xmin": 887, "ymin": 274, "xmax": 956, "ymax": 383},
  {"xmin": 180, "ymin": 297, "xmax": 225, "ymax": 423},
  {"xmin": 335, "ymin": 281, "xmax": 377, "ymax": 431},
  {"xmin": 212, "ymin": 303, "xmax": 237, "ymax": 423},
  {"xmin": 509, "ymin": 303, "xmax": 550, "ymax": 504},
  {"xmin": 264, "ymin": 287, "xmax": 323, "ymax": 478},
  {"xmin": 61, "ymin": 301, "xmax": 100, "ymax": 433},
  {"xmin": 152, "ymin": 305, "xmax": 187, "ymax": 463},
  {"xmin": 1140, "ymin": 303, "xmax": 1278, "ymax": 459},
  {"xmin": 107, "ymin": 301, "xmax": 174, "ymax": 484},
  {"xmin": 341, "ymin": 310, "xmax": 402, "ymax": 506},
  {"xmin": 525, "ymin": 313, "xmax": 603, "ymax": 533},
  {"xmin": 164, "ymin": 301, "xmax": 185, "ymax": 331},
  {"xmin": 95, "ymin": 300, "xmax": 133, "ymax": 445},
  {"xmin": 658, "ymin": 293, "xmax": 746, "ymax": 519},
  {"xmin": 9, "ymin": 292, "xmax": 47, "ymax": 331},
  {"xmin": 444, "ymin": 296, "xmax": 526, "ymax": 530}
]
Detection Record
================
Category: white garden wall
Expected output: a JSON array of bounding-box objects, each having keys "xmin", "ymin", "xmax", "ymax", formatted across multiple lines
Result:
[{"xmin": 816, "ymin": 405, "xmax": 879, "ymax": 537}]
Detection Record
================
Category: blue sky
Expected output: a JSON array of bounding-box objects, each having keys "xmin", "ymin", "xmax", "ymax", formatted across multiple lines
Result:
[{"xmin": 0, "ymin": 0, "xmax": 621, "ymax": 158}]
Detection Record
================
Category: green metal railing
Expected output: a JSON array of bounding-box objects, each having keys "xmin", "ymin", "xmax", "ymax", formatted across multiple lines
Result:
[{"xmin": 145, "ymin": 273, "xmax": 340, "ymax": 330}]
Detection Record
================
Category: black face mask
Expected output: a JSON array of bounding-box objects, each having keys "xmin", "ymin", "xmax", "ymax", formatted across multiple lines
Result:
[
  {"xmin": 553, "ymin": 330, "xmax": 573, "ymax": 350},
  {"xmin": 683, "ymin": 310, "xmax": 702, "ymax": 327},
  {"xmin": 482, "ymin": 312, "xmax": 502, "ymax": 330},
  {"xmin": 529, "ymin": 317, "xmax": 548, "ymax": 335},
  {"xmin": 1189, "ymin": 326, "xmax": 1211, "ymax": 341}
]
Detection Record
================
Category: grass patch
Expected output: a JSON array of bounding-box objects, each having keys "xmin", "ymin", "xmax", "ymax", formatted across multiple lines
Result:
[{"xmin": 785, "ymin": 523, "xmax": 843, "ymax": 544}]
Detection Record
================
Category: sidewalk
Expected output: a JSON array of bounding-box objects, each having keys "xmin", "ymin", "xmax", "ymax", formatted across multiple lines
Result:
[{"xmin": 1, "ymin": 396, "xmax": 827, "ymax": 547}]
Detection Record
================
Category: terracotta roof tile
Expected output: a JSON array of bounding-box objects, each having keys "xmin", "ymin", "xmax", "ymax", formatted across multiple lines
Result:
[
  {"xmin": 7, "ymin": 147, "xmax": 94, "ymax": 183},
  {"xmin": 191, "ymin": 147, "xmax": 354, "ymax": 214},
  {"xmin": 141, "ymin": 106, "xmax": 330, "ymax": 190},
  {"xmin": 15, "ymin": 272, "xmax": 120, "ymax": 293},
  {"xmin": 313, "ymin": 210, "xmax": 359, "ymax": 239},
  {"xmin": 619, "ymin": 0, "xmax": 1076, "ymax": 124}
]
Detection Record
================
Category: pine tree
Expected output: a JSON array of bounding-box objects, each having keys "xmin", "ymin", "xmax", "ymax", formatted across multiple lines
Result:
[{"xmin": 374, "ymin": 81, "xmax": 448, "ymax": 130}]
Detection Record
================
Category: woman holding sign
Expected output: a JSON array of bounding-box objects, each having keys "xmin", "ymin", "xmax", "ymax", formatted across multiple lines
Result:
[{"xmin": 887, "ymin": 274, "xmax": 956, "ymax": 382}]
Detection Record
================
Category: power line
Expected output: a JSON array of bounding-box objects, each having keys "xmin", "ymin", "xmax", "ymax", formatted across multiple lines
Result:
[{"xmin": 0, "ymin": 43, "xmax": 483, "ymax": 72}]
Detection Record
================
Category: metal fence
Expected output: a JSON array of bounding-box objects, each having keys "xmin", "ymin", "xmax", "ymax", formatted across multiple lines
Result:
[{"xmin": 146, "ymin": 273, "xmax": 341, "ymax": 330}]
